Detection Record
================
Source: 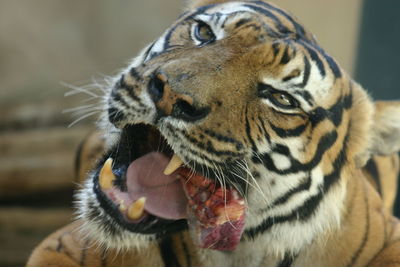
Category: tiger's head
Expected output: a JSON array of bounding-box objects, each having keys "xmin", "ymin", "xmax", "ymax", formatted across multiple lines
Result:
[{"xmin": 77, "ymin": 0, "xmax": 400, "ymax": 256}]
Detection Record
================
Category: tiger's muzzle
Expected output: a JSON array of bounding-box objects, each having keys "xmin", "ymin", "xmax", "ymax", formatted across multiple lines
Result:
[{"xmin": 148, "ymin": 70, "xmax": 210, "ymax": 123}]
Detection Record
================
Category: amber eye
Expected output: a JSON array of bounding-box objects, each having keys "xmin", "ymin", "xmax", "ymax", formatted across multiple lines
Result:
[
  {"xmin": 258, "ymin": 83, "xmax": 299, "ymax": 109},
  {"xmin": 194, "ymin": 21, "xmax": 215, "ymax": 44},
  {"xmin": 270, "ymin": 92, "xmax": 297, "ymax": 108}
]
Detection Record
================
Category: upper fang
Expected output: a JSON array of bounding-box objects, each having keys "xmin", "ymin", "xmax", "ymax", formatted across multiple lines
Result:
[
  {"xmin": 99, "ymin": 158, "xmax": 116, "ymax": 189},
  {"xmin": 163, "ymin": 154, "xmax": 184, "ymax": 175}
]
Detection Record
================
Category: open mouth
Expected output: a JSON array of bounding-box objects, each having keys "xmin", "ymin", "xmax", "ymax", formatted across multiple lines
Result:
[{"xmin": 93, "ymin": 124, "xmax": 246, "ymax": 251}]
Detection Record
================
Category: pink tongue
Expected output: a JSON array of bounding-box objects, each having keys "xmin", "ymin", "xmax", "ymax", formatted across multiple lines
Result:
[
  {"xmin": 125, "ymin": 152, "xmax": 246, "ymax": 251},
  {"xmin": 126, "ymin": 152, "xmax": 187, "ymax": 220}
]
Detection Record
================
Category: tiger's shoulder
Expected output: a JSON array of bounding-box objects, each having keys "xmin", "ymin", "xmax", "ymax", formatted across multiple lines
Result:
[
  {"xmin": 27, "ymin": 149, "xmax": 400, "ymax": 267},
  {"xmin": 26, "ymin": 220, "xmax": 167, "ymax": 267}
]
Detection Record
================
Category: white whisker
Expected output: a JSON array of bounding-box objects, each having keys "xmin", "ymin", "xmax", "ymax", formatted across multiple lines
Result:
[{"xmin": 68, "ymin": 111, "xmax": 101, "ymax": 128}]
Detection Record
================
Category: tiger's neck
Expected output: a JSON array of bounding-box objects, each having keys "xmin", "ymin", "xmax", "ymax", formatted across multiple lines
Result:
[
  {"xmin": 186, "ymin": 169, "xmax": 350, "ymax": 266},
  {"xmin": 240, "ymin": 164, "xmax": 347, "ymax": 255},
  {"xmin": 192, "ymin": 168, "xmax": 388, "ymax": 267}
]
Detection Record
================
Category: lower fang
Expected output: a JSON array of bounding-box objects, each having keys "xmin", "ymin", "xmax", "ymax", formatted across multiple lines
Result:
[
  {"xmin": 127, "ymin": 197, "xmax": 146, "ymax": 220},
  {"xmin": 119, "ymin": 200, "xmax": 127, "ymax": 212}
]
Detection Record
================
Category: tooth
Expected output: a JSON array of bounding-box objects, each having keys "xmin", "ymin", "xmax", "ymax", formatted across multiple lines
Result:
[
  {"xmin": 99, "ymin": 158, "xmax": 115, "ymax": 189},
  {"xmin": 119, "ymin": 200, "xmax": 127, "ymax": 212},
  {"xmin": 163, "ymin": 154, "xmax": 183, "ymax": 175},
  {"xmin": 127, "ymin": 197, "xmax": 146, "ymax": 220}
]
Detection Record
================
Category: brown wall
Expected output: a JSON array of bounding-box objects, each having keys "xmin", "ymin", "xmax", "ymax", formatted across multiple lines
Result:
[{"xmin": 274, "ymin": 0, "xmax": 362, "ymax": 75}]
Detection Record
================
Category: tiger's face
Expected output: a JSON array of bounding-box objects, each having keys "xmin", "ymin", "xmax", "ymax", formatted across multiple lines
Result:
[{"xmin": 78, "ymin": 0, "xmax": 373, "ymax": 254}]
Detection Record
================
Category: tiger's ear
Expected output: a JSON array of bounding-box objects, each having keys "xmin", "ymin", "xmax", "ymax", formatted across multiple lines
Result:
[
  {"xmin": 356, "ymin": 101, "xmax": 400, "ymax": 167},
  {"xmin": 369, "ymin": 101, "xmax": 400, "ymax": 155}
]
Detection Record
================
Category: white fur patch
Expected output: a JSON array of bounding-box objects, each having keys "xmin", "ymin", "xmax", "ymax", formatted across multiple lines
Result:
[
  {"xmin": 270, "ymin": 152, "xmax": 291, "ymax": 170},
  {"xmin": 76, "ymin": 175, "xmax": 156, "ymax": 252}
]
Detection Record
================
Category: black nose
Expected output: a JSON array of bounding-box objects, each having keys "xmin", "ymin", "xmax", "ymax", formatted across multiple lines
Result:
[
  {"xmin": 148, "ymin": 73, "xmax": 165, "ymax": 104},
  {"xmin": 147, "ymin": 72, "xmax": 209, "ymax": 122}
]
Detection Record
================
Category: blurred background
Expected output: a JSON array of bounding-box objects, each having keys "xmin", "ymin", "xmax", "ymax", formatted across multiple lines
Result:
[{"xmin": 0, "ymin": 0, "xmax": 399, "ymax": 266}]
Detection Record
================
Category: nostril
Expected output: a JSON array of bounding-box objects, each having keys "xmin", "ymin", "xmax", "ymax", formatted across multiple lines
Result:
[
  {"xmin": 148, "ymin": 74, "xmax": 165, "ymax": 103},
  {"xmin": 172, "ymin": 100, "xmax": 210, "ymax": 122}
]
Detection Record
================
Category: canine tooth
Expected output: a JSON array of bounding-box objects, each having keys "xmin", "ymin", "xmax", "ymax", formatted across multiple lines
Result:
[
  {"xmin": 163, "ymin": 154, "xmax": 183, "ymax": 175},
  {"xmin": 127, "ymin": 197, "xmax": 146, "ymax": 220},
  {"xmin": 119, "ymin": 200, "xmax": 127, "ymax": 212},
  {"xmin": 99, "ymin": 158, "xmax": 115, "ymax": 189}
]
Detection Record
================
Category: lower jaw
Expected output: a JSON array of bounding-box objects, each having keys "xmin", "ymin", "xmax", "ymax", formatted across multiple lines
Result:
[
  {"xmin": 93, "ymin": 166, "xmax": 247, "ymax": 251},
  {"xmin": 93, "ymin": 175, "xmax": 188, "ymax": 235}
]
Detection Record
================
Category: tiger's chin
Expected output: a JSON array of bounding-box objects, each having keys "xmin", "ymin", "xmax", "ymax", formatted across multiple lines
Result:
[
  {"xmin": 75, "ymin": 178, "xmax": 159, "ymax": 252},
  {"xmin": 76, "ymin": 123, "xmax": 247, "ymax": 251}
]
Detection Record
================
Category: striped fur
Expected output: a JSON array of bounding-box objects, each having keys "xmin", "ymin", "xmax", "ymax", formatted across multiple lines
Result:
[{"xmin": 28, "ymin": 0, "xmax": 400, "ymax": 266}]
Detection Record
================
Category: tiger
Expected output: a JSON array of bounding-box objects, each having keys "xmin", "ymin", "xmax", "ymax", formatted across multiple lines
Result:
[{"xmin": 27, "ymin": 0, "xmax": 400, "ymax": 266}]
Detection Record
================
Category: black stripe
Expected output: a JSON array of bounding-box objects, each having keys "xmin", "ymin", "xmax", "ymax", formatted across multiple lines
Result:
[
  {"xmin": 111, "ymin": 82, "xmax": 130, "ymax": 108},
  {"xmin": 74, "ymin": 136, "xmax": 85, "ymax": 181},
  {"xmin": 270, "ymin": 174, "xmax": 312, "ymax": 207},
  {"xmin": 325, "ymin": 53, "xmax": 342, "ymax": 78},
  {"xmin": 144, "ymin": 42, "xmax": 155, "ymax": 61},
  {"xmin": 299, "ymin": 40, "xmax": 326, "ymax": 77},
  {"xmin": 111, "ymin": 90, "xmax": 146, "ymax": 114},
  {"xmin": 178, "ymin": 129, "xmax": 245, "ymax": 158},
  {"xmin": 235, "ymin": 17, "xmax": 252, "ymax": 28},
  {"xmin": 116, "ymin": 75, "xmax": 147, "ymax": 108},
  {"xmin": 243, "ymin": 4, "xmax": 291, "ymax": 35},
  {"xmin": 347, "ymin": 184, "xmax": 370, "ymax": 267},
  {"xmin": 158, "ymin": 4, "xmax": 218, "ymax": 54},
  {"xmin": 107, "ymin": 106, "xmax": 125, "ymax": 125},
  {"xmin": 277, "ymin": 253, "xmax": 296, "ymax": 267},
  {"xmin": 161, "ymin": 4, "xmax": 221, "ymax": 52},
  {"xmin": 280, "ymin": 45, "xmax": 291, "ymax": 64},
  {"xmin": 56, "ymin": 236, "xmax": 64, "ymax": 252},
  {"xmin": 299, "ymin": 39, "xmax": 341, "ymax": 79},
  {"xmin": 293, "ymin": 90, "xmax": 314, "ymax": 106},
  {"xmin": 214, "ymin": 12, "xmax": 223, "ymax": 25},
  {"xmin": 246, "ymin": 132, "xmax": 348, "ymax": 239},
  {"xmin": 245, "ymin": 105, "xmax": 259, "ymax": 153},
  {"xmin": 79, "ymin": 239, "xmax": 90, "ymax": 266},
  {"xmin": 296, "ymin": 55, "xmax": 311, "ymax": 88},
  {"xmin": 180, "ymin": 234, "xmax": 192, "ymax": 267},
  {"xmin": 101, "ymin": 248, "xmax": 107, "ymax": 267},
  {"xmin": 250, "ymin": 1, "xmax": 307, "ymax": 39},
  {"xmin": 221, "ymin": 10, "xmax": 247, "ymax": 29},
  {"xmin": 310, "ymin": 93, "xmax": 352, "ymax": 128},
  {"xmin": 166, "ymin": 126, "xmax": 246, "ymax": 183},
  {"xmin": 258, "ymin": 117, "xmax": 271, "ymax": 144},
  {"xmin": 163, "ymin": 24, "xmax": 179, "ymax": 51},
  {"xmin": 364, "ymin": 158, "xmax": 382, "ymax": 195},
  {"xmin": 129, "ymin": 67, "xmax": 142, "ymax": 81},
  {"xmin": 272, "ymin": 42, "xmax": 280, "ymax": 57},
  {"xmin": 256, "ymin": 131, "xmax": 338, "ymax": 175},
  {"xmin": 269, "ymin": 122, "xmax": 307, "ymax": 138},
  {"xmin": 203, "ymin": 129, "xmax": 244, "ymax": 150},
  {"xmin": 245, "ymin": 191, "xmax": 325, "ymax": 239},
  {"xmin": 310, "ymin": 43, "xmax": 342, "ymax": 78},
  {"xmin": 282, "ymin": 72, "xmax": 300, "ymax": 82},
  {"xmin": 159, "ymin": 237, "xmax": 181, "ymax": 267}
]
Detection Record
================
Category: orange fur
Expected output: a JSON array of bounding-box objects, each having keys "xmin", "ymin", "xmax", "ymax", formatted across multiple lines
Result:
[{"xmin": 28, "ymin": 0, "xmax": 400, "ymax": 266}]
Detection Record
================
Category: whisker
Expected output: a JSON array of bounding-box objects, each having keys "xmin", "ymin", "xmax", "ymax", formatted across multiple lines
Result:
[
  {"xmin": 62, "ymin": 82, "xmax": 102, "ymax": 98},
  {"xmin": 235, "ymin": 159, "xmax": 268, "ymax": 205},
  {"xmin": 68, "ymin": 111, "xmax": 101, "ymax": 128},
  {"xmin": 62, "ymin": 104, "xmax": 101, "ymax": 114}
]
